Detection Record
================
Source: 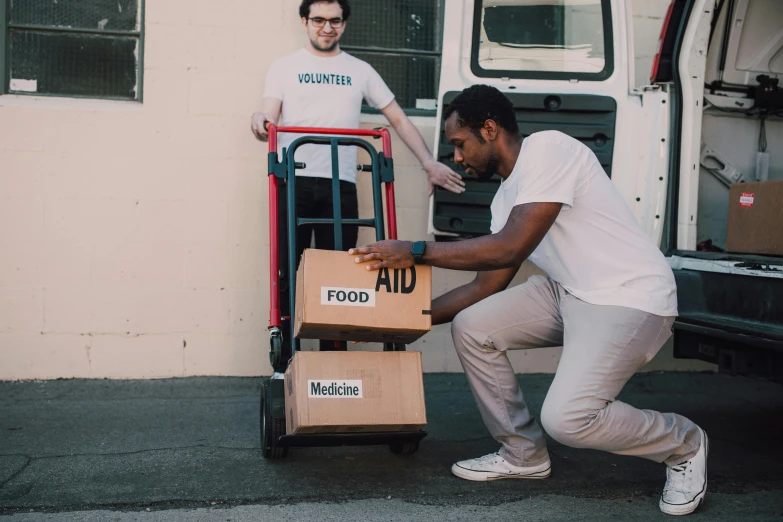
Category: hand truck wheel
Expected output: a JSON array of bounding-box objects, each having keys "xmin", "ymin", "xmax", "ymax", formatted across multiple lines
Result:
[
  {"xmin": 389, "ymin": 440, "xmax": 420, "ymax": 455},
  {"xmin": 269, "ymin": 329, "xmax": 283, "ymax": 368},
  {"xmin": 261, "ymin": 379, "xmax": 288, "ymax": 459}
]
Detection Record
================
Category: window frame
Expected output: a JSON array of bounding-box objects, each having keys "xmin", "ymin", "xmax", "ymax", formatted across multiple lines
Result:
[
  {"xmin": 342, "ymin": 0, "xmax": 444, "ymax": 116},
  {"xmin": 470, "ymin": 0, "xmax": 614, "ymax": 82},
  {"xmin": 0, "ymin": 0, "xmax": 145, "ymax": 101}
]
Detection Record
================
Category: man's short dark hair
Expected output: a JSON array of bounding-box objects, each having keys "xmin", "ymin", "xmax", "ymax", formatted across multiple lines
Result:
[
  {"xmin": 299, "ymin": 0, "xmax": 351, "ymax": 20},
  {"xmin": 443, "ymin": 85, "xmax": 519, "ymax": 137}
]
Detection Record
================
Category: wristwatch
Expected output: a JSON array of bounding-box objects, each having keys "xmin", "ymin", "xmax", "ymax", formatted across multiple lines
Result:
[{"xmin": 411, "ymin": 241, "xmax": 427, "ymax": 264}]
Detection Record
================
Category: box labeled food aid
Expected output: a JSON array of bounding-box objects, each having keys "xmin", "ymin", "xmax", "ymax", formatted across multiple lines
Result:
[
  {"xmin": 294, "ymin": 248, "xmax": 432, "ymax": 343},
  {"xmin": 284, "ymin": 351, "xmax": 427, "ymax": 434},
  {"xmin": 726, "ymin": 180, "xmax": 783, "ymax": 256}
]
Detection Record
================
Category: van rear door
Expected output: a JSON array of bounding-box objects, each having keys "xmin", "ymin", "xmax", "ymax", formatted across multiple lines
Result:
[
  {"xmin": 656, "ymin": 0, "xmax": 783, "ymax": 379},
  {"xmin": 430, "ymin": 0, "xmax": 671, "ymax": 246}
]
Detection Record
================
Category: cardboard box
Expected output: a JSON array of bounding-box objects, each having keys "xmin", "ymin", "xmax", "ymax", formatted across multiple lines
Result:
[
  {"xmin": 294, "ymin": 249, "xmax": 432, "ymax": 343},
  {"xmin": 284, "ymin": 351, "xmax": 427, "ymax": 434},
  {"xmin": 726, "ymin": 180, "xmax": 783, "ymax": 256}
]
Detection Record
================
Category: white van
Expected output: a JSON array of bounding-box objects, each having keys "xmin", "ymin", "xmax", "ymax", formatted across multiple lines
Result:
[{"xmin": 428, "ymin": 0, "xmax": 783, "ymax": 378}]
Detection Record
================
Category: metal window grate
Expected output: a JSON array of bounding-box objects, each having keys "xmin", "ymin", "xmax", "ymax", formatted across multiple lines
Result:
[
  {"xmin": 9, "ymin": 30, "xmax": 139, "ymax": 99},
  {"xmin": 350, "ymin": 51, "xmax": 438, "ymax": 110},
  {"xmin": 10, "ymin": 0, "xmax": 140, "ymax": 32},
  {"xmin": 3, "ymin": 0, "xmax": 143, "ymax": 100},
  {"xmin": 341, "ymin": 0, "xmax": 442, "ymax": 110},
  {"xmin": 343, "ymin": 0, "xmax": 438, "ymax": 52}
]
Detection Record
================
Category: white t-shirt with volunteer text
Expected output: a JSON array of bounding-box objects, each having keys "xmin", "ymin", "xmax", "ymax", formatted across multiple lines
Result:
[
  {"xmin": 263, "ymin": 49, "xmax": 395, "ymax": 183},
  {"xmin": 490, "ymin": 131, "xmax": 678, "ymax": 317}
]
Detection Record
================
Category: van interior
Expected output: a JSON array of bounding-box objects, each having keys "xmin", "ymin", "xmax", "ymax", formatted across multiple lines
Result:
[{"xmin": 691, "ymin": 0, "xmax": 782, "ymax": 260}]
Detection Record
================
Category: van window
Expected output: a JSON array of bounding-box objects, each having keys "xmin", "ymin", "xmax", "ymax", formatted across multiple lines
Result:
[{"xmin": 471, "ymin": 0, "xmax": 613, "ymax": 81}]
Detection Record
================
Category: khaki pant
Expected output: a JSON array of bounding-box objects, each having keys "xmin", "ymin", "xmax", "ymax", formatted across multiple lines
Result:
[{"xmin": 451, "ymin": 275, "xmax": 701, "ymax": 468}]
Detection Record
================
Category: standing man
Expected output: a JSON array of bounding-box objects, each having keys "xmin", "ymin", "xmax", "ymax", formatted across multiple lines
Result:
[
  {"xmin": 251, "ymin": 0, "xmax": 464, "ymax": 352},
  {"xmin": 349, "ymin": 85, "xmax": 708, "ymax": 516}
]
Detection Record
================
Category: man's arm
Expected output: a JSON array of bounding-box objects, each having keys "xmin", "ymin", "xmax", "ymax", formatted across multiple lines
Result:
[
  {"xmin": 350, "ymin": 202, "xmax": 562, "ymax": 272},
  {"xmin": 432, "ymin": 267, "xmax": 519, "ymax": 325},
  {"xmin": 380, "ymin": 100, "xmax": 466, "ymax": 195},
  {"xmin": 250, "ymin": 97, "xmax": 283, "ymax": 141},
  {"xmin": 422, "ymin": 202, "xmax": 560, "ymax": 270}
]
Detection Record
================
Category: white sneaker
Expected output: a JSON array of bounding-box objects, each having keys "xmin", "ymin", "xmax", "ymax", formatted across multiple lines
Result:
[
  {"xmin": 660, "ymin": 427, "xmax": 708, "ymax": 516},
  {"xmin": 451, "ymin": 452, "xmax": 551, "ymax": 482}
]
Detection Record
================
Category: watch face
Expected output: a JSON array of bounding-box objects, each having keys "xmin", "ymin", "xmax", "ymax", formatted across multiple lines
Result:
[{"xmin": 411, "ymin": 242, "xmax": 425, "ymax": 263}]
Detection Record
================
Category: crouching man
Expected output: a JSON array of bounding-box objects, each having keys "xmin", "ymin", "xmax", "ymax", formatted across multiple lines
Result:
[{"xmin": 349, "ymin": 85, "xmax": 708, "ymax": 516}]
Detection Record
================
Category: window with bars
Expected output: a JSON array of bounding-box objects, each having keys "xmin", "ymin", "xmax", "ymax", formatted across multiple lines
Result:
[
  {"xmin": 340, "ymin": 0, "xmax": 442, "ymax": 114},
  {"xmin": 0, "ymin": 0, "xmax": 144, "ymax": 100}
]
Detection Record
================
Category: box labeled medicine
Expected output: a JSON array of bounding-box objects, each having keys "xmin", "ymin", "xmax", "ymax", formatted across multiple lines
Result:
[{"xmin": 284, "ymin": 351, "xmax": 427, "ymax": 434}]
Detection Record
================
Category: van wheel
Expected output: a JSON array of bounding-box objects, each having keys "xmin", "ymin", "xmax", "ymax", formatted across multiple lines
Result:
[
  {"xmin": 389, "ymin": 440, "xmax": 419, "ymax": 455},
  {"xmin": 261, "ymin": 380, "xmax": 288, "ymax": 459}
]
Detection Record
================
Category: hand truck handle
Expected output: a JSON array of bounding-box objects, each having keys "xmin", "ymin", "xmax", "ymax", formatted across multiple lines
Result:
[{"xmin": 265, "ymin": 123, "xmax": 398, "ymax": 330}]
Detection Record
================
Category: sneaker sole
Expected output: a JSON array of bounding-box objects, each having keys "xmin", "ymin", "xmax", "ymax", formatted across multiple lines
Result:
[
  {"xmin": 659, "ymin": 429, "xmax": 709, "ymax": 516},
  {"xmin": 451, "ymin": 463, "xmax": 552, "ymax": 482}
]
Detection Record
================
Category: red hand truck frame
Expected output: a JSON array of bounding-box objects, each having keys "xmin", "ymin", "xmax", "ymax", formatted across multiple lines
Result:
[
  {"xmin": 267, "ymin": 124, "xmax": 398, "ymax": 331},
  {"xmin": 261, "ymin": 123, "xmax": 426, "ymax": 459}
]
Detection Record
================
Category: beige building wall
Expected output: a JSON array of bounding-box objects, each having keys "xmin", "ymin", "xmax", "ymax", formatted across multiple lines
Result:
[{"xmin": 0, "ymin": 0, "xmax": 712, "ymax": 380}]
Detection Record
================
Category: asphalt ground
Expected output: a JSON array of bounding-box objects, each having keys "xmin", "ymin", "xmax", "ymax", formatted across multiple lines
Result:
[{"xmin": 1, "ymin": 373, "xmax": 782, "ymax": 520}]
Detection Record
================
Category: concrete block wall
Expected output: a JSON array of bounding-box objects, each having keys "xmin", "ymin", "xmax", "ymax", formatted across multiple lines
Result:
[
  {"xmin": 0, "ymin": 0, "xmax": 305, "ymax": 379},
  {"xmin": 0, "ymin": 0, "xmax": 711, "ymax": 380}
]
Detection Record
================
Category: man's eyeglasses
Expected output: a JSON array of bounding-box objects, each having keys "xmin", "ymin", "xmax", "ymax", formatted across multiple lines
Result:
[{"xmin": 307, "ymin": 17, "xmax": 345, "ymax": 29}]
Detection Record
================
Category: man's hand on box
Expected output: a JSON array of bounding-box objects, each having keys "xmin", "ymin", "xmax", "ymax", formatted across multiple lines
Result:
[{"xmin": 349, "ymin": 240, "xmax": 414, "ymax": 271}]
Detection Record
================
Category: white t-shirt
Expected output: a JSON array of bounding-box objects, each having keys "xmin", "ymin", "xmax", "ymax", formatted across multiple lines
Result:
[
  {"xmin": 263, "ymin": 49, "xmax": 395, "ymax": 183},
  {"xmin": 490, "ymin": 131, "xmax": 678, "ymax": 317}
]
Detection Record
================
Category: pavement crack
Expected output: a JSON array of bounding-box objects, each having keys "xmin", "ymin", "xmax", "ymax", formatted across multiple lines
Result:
[
  {"xmin": 0, "ymin": 454, "xmax": 32, "ymax": 490},
  {"xmin": 2, "ymin": 396, "xmax": 257, "ymax": 405},
  {"xmin": 0, "ymin": 444, "xmax": 256, "ymax": 462}
]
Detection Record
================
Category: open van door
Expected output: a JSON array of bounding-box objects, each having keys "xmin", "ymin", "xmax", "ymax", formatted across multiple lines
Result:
[
  {"xmin": 430, "ymin": 0, "xmax": 672, "ymax": 247},
  {"xmin": 654, "ymin": 0, "xmax": 783, "ymax": 379}
]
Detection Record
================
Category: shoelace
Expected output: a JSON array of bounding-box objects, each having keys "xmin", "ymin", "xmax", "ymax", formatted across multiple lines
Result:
[
  {"xmin": 671, "ymin": 463, "xmax": 688, "ymax": 474},
  {"xmin": 474, "ymin": 452, "xmax": 501, "ymax": 464},
  {"xmin": 664, "ymin": 462, "xmax": 692, "ymax": 494}
]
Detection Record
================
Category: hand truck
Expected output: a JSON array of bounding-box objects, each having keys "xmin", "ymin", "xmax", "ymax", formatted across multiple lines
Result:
[{"xmin": 261, "ymin": 123, "xmax": 427, "ymax": 459}]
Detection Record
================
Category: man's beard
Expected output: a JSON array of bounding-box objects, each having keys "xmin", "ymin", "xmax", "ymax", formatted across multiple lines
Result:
[
  {"xmin": 311, "ymin": 35, "xmax": 339, "ymax": 52},
  {"xmin": 473, "ymin": 157, "xmax": 500, "ymax": 181}
]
